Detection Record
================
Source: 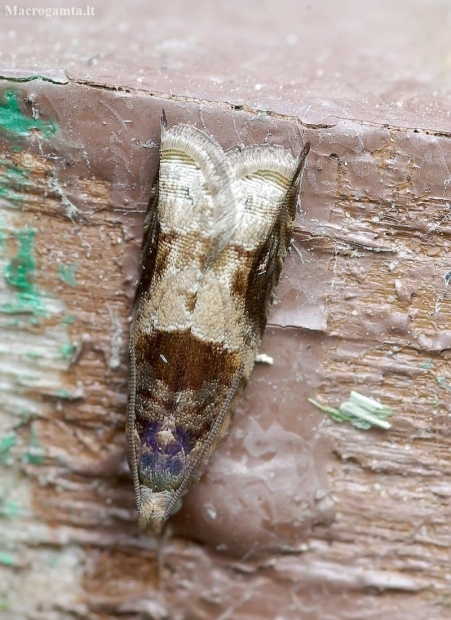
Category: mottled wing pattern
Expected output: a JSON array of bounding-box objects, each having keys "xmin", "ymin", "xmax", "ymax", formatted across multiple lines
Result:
[
  {"xmin": 127, "ymin": 118, "xmax": 310, "ymax": 532},
  {"xmin": 226, "ymin": 145, "xmax": 309, "ymax": 343}
]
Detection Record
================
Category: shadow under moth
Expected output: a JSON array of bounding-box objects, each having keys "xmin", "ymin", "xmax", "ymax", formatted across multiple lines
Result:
[{"xmin": 127, "ymin": 113, "xmax": 310, "ymax": 532}]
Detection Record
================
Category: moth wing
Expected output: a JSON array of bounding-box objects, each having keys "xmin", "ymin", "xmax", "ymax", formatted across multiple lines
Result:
[
  {"xmin": 137, "ymin": 123, "xmax": 248, "ymax": 334},
  {"xmin": 128, "ymin": 123, "xmax": 247, "ymax": 524},
  {"xmin": 127, "ymin": 167, "xmax": 161, "ymax": 509},
  {"xmin": 158, "ymin": 122, "xmax": 245, "ymax": 257},
  {"xmin": 226, "ymin": 142, "xmax": 310, "ymax": 330},
  {"xmin": 133, "ymin": 170, "xmax": 161, "ymax": 303},
  {"xmin": 228, "ymin": 143, "xmax": 309, "ymax": 249},
  {"xmin": 129, "ymin": 126, "xmax": 310, "ymax": 528},
  {"xmin": 168, "ymin": 143, "xmax": 310, "ymax": 513}
]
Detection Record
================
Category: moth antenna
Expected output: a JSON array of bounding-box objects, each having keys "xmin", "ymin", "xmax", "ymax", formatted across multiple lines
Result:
[
  {"xmin": 293, "ymin": 142, "xmax": 311, "ymax": 182},
  {"xmin": 231, "ymin": 114, "xmax": 245, "ymax": 150},
  {"xmin": 293, "ymin": 114, "xmax": 309, "ymax": 157},
  {"xmin": 161, "ymin": 109, "xmax": 168, "ymax": 130}
]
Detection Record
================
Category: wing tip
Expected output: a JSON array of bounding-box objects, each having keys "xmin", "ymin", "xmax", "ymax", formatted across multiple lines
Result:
[
  {"xmin": 161, "ymin": 109, "xmax": 168, "ymax": 130},
  {"xmin": 138, "ymin": 486, "xmax": 174, "ymax": 534}
]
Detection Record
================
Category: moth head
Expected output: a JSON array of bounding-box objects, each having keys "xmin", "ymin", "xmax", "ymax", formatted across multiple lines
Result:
[{"xmin": 138, "ymin": 486, "xmax": 182, "ymax": 533}]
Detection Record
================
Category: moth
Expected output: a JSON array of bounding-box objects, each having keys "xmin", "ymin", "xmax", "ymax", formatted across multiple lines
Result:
[{"xmin": 127, "ymin": 112, "xmax": 310, "ymax": 532}]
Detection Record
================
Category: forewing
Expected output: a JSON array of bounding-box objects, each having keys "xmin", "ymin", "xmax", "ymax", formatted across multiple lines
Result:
[
  {"xmin": 223, "ymin": 143, "xmax": 310, "ymax": 340},
  {"xmin": 128, "ymin": 123, "xmax": 245, "ymax": 516}
]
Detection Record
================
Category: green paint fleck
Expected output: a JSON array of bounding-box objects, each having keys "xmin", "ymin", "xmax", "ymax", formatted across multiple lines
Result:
[
  {"xmin": 57, "ymin": 263, "xmax": 76, "ymax": 287},
  {"xmin": 4, "ymin": 228, "xmax": 36, "ymax": 289},
  {"xmin": 0, "ymin": 435, "xmax": 15, "ymax": 454},
  {"xmin": 0, "ymin": 165, "xmax": 30, "ymax": 190},
  {"xmin": 0, "ymin": 162, "xmax": 30, "ymax": 206},
  {"xmin": 22, "ymin": 427, "xmax": 45, "ymax": 466},
  {"xmin": 421, "ymin": 358, "xmax": 434, "ymax": 370},
  {"xmin": 3, "ymin": 164, "xmax": 29, "ymax": 183},
  {"xmin": 54, "ymin": 388, "xmax": 82, "ymax": 400},
  {"xmin": 436, "ymin": 376, "xmax": 451, "ymax": 392},
  {"xmin": 0, "ymin": 184, "xmax": 24, "ymax": 204},
  {"xmin": 0, "ymin": 435, "xmax": 15, "ymax": 464},
  {"xmin": 0, "ymin": 552, "xmax": 15, "ymax": 566},
  {"xmin": 309, "ymin": 391, "xmax": 393, "ymax": 430},
  {"xmin": 61, "ymin": 342, "xmax": 77, "ymax": 360},
  {"xmin": 0, "ymin": 499, "xmax": 20, "ymax": 519},
  {"xmin": 61, "ymin": 313, "xmax": 76, "ymax": 324},
  {"xmin": 1, "ymin": 227, "xmax": 46, "ymax": 316},
  {"xmin": 0, "ymin": 90, "xmax": 55, "ymax": 139}
]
